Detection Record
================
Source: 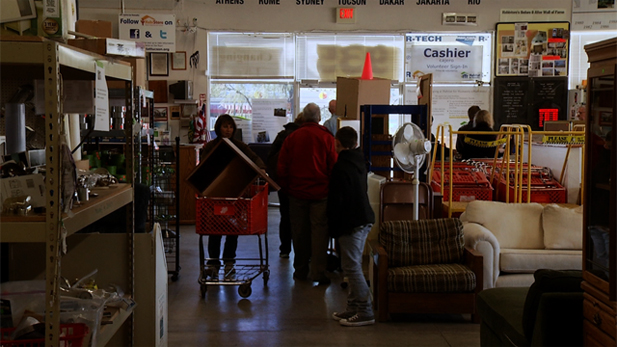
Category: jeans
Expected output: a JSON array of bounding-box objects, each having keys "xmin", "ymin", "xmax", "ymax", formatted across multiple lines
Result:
[
  {"xmin": 338, "ymin": 224, "xmax": 373, "ymax": 317},
  {"xmin": 289, "ymin": 196, "xmax": 328, "ymax": 280},
  {"xmin": 278, "ymin": 190, "xmax": 292, "ymax": 254},
  {"xmin": 207, "ymin": 235, "xmax": 238, "ymax": 266}
]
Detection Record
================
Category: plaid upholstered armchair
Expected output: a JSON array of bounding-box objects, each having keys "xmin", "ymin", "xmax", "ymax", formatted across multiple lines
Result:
[{"xmin": 369, "ymin": 218, "xmax": 483, "ymax": 322}]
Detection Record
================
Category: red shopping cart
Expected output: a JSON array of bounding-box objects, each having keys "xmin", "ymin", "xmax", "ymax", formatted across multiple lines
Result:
[{"xmin": 195, "ymin": 182, "xmax": 270, "ymax": 299}]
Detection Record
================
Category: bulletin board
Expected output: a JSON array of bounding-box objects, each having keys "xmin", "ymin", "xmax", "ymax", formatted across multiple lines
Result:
[{"xmin": 495, "ymin": 22, "xmax": 570, "ymax": 77}]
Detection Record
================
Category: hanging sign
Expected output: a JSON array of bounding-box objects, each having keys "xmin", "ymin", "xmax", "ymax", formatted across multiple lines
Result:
[
  {"xmin": 94, "ymin": 61, "xmax": 109, "ymax": 131},
  {"xmin": 119, "ymin": 13, "xmax": 176, "ymax": 53},
  {"xmin": 406, "ymin": 33, "xmax": 487, "ymax": 83}
]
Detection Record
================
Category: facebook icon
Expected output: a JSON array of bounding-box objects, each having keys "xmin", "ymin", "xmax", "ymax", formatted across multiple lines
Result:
[{"xmin": 130, "ymin": 29, "xmax": 139, "ymax": 39}]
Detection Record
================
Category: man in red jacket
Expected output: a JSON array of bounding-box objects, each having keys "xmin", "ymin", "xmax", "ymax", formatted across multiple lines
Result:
[{"xmin": 277, "ymin": 103, "xmax": 338, "ymax": 285}]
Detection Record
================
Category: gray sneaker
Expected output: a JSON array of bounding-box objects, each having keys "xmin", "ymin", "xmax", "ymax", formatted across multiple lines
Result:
[
  {"xmin": 339, "ymin": 314, "xmax": 375, "ymax": 327},
  {"xmin": 224, "ymin": 263, "xmax": 236, "ymax": 279},
  {"xmin": 332, "ymin": 311, "xmax": 356, "ymax": 321}
]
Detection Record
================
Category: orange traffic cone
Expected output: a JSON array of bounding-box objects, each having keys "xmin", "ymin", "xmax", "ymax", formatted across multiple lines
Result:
[{"xmin": 361, "ymin": 52, "xmax": 373, "ymax": 80}]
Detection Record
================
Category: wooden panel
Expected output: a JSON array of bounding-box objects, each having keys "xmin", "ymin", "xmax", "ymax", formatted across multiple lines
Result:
[
  {"xmin": 149, "ymin": 80, "xmax": 168, "ymax": 103},
  {"xmin": 584, "ymin": 295, "xmax": 617, "ymax": 339},
  {"xmin": 584, "ymin": 320, "xmax": 616, "ymax": 347},
  {"xmin": 178, "ymin": 145, "xmax": 201, "ymax": 224}
]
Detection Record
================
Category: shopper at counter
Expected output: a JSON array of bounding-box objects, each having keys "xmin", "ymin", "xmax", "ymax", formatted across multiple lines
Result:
[
  {"xmin": 267, "ymin": 112, "xmax": 305, "ymax": 259},
  {"xmin": 277, "ymin": 103, "xmax": 338, "ymax": 285},
  {"xmin": 200, "ymin": 114, "xmax": 266, "ymax": 280},
  {"xmin": 455, "ymin": 105, "xmax": 481, "ymax": 156},
  {"xmin": 323, "ymin": 99, "xmax": 338, "ymax": 135},
  {"xmin": 458, "ymin": 110, "xmax": 501, "ymax": 160}
]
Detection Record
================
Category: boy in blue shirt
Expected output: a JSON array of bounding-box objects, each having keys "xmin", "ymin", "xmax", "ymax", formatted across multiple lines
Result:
[{"xmin": 327, "ymin": 126, "xmax": 375, "ymax": 327}]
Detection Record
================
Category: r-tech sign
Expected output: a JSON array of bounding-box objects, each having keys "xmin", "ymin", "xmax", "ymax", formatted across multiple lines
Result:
[
  {"xmin": 119, "ymin": 13, "xmax": 176, "ymax": 53},
  {"xmin": 406, "ymin": 34, "xmax": 486, "ymax": 83}
]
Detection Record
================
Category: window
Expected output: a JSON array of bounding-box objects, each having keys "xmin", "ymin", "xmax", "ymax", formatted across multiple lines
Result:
[
  {"xmin": 296, "ymin": 33, "xmax": 405, "ymax": 82},
  {"xmin": 208, "ymin": 32, "xmax": 295, "ymax": 79}
]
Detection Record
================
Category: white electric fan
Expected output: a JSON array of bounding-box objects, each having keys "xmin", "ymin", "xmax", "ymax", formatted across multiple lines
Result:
[{"xmin": 392, "ymin": 122, "xmax": 432, "ymax": 220}]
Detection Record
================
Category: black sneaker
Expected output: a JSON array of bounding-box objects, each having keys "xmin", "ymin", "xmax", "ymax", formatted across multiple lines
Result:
[
  {"xmin": 293, "ymin": 272, "xmax": 307, "ymax": 280},
  {"xmin": 332, "ymin": 311, "xmax": 356, "ymax": 321},
  {"xmin": 339, "ymin": 314, "xmax": 375, "ymax": 327},
  {"xmin": 204, "ymin": 266, "xmax": 219, "ymax": 282},
  {"xmin": 313, "ymin": 276, "xmax": 331, "ymax": 286}
]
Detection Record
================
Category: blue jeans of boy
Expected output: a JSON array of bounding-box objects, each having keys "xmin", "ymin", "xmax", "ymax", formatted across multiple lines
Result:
[{"xmin": 338, "ymin": 224, "xmax": 373, "ymax": 317}]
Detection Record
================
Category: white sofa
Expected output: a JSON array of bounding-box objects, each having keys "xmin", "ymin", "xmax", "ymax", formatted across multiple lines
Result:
[{"xmin": 460, "ymin": 200, "xmax": 583, "ymax": 290}]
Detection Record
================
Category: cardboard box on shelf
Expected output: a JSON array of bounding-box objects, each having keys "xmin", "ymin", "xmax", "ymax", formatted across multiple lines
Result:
[
  {"xmin": 186, "ymin": 138, "xmax": 279, "ymax": 198},
  {"xmin": 67, "ymin": 38, "xmax": 146, "ymax": 58},
  {"xmin": 75, "ymin": 159, "xmax": 90, "ymax": 171},
  {"xmin": 336, "ymin": 76, "xmax": 391, "ymax": 120},
  {"xmin": 0, "ymin": 174, "xmax": 46, "ymax": 210},
  {"xmin": 75, "ymin": 20, "xmax": 112, "ymax": 38}
]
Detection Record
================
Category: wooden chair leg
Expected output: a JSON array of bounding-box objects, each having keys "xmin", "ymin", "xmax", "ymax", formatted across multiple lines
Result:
[{"xmin": 378, "ymin": 308, "xmax": 389, "ymax": 322}]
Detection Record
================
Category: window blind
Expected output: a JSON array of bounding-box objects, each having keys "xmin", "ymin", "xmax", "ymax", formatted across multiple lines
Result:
[{"xmin": 208, "ymin": 32, "xmax": 295, "ymax": 79}]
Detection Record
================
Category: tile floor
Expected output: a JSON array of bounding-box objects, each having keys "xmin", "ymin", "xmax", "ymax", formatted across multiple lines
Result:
[{"xmin": 167, "ymin": 206, "xmax": 480, "ymax": 346}]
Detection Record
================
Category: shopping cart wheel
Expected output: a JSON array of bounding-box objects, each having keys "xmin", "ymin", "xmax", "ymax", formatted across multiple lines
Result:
[
  {"xmin": 238, "ymin": 283, "xmax": 252, "ymax": 298},
  {"xmin": 200, "ymin": 284, "xmax": 207, "ymax": 298},
  {"xmin": 263, "ymin": 269, "xmax": 270, "ymax": 285}
]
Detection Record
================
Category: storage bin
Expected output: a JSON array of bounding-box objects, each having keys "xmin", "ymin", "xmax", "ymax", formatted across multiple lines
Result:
[{"xmin": 195, "ymin": 183, "xmax": 268, "ymax": 235}]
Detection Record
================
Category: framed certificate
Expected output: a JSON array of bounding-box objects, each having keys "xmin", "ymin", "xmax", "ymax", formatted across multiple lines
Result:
[
  {"xmin": 172, "ymin": 51, "xmax": 187, "ymax": 70},
  {"xmin": 149, "ymin": 53, "xmax": 169, "ymax": 76}
]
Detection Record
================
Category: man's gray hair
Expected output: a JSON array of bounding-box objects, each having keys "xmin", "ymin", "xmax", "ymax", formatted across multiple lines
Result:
[{"xmin": 303, "ymin": 103, "xmax": 321, "ymax": 123}]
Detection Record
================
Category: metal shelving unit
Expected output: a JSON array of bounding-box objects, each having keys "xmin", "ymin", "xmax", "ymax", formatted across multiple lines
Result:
[
  {"xmin": 148, "ymin": 137, "xmax": 181, "ymax": 281},
  {"xmin": 0, "ymin": 39, "xmax": 135, "ymax": 346}
]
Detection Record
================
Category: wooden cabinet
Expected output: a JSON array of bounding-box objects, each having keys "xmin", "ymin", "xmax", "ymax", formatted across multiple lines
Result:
[
  {"xmin": 583, "ymin": 37, "xmax": 617, "ymax": 347},
  {"xmin": 178, "ymin": 144, "xmax": 202, "ymax": 224}
]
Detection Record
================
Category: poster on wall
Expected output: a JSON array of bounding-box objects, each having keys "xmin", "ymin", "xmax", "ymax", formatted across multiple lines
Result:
[
  {"xmin": 495, "ymin": 22, "xmax": 570, "ymax": 77},
  {"xmin": 119, "ymin": 13, "xmax": 176, "ymax": 53},
  {"xmin": 405, "ymin": 85, "xmax": 491, "ymax": 142},
  {"xmin": 405, "ymin": 33, "xmax": 491, "ymax": 83},
  {"xmin": 251, "ymin": 99, "xmax": 289, "ymax": 143}
]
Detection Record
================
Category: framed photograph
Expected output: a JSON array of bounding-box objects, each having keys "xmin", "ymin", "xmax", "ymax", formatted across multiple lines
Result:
[
  {"xmin": 182, "ymin": 103, "xmax": 198, "ymax": 118},
  {"xmin": 600, "ymin": 111, "xmax": 612, "ymax": 125},
  {"xmin": 171, "ymin": 51, "xmax": 187, "ymax": 70},
  {"xmin": 170, "ymin": 105, "xmax": 181, "ymax": 119},
  {"xmin": 154, "ymin": 107, "xmax": 168, "ymax": 121},
  {"xmin": 149, "ymin": 53, "xmax": 169, "ymax": 76}
]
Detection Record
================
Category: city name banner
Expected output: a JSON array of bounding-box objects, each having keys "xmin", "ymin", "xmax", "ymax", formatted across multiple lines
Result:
[
  {"xmin": 406, "ymin": 34, "xmax": 486, "ymax": 82},
  {"xmin": 119, "ymin": 13, "xmax": 176, "ymax": 52}
]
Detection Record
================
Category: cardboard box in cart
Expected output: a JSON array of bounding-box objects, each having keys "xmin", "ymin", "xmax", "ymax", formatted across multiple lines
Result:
[{"xmin": 185, "ymin": 138, "xmax": 280, "ymax": 235}]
